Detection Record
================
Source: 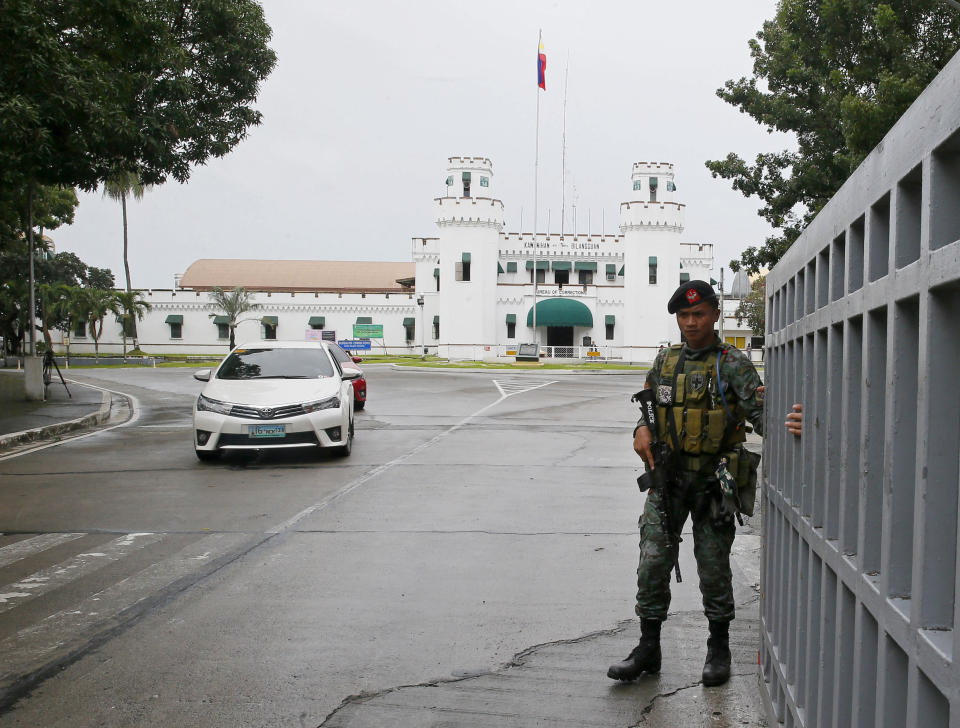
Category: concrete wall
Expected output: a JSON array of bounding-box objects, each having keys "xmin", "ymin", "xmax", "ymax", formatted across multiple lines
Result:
[
  {"xmin": 760, "ymin": 47, "xmax": 960, "ymax": 728},
  {"xmin": 55, "ymin": 289, "xmax": 421, "ymax": 356}
]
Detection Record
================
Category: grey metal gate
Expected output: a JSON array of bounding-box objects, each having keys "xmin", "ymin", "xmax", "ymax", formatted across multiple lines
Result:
[{"xmin": 760, "ymin": 50, "xmax": 960, "ymax": 727}]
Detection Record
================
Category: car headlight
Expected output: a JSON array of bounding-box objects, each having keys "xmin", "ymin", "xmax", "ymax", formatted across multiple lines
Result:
[
  {"xmin": 196, "ymin": 394, "xmax": 232, "ymax": 415},
  {"xmin": 302, "ymin": 395, "xmax": 340, "ymax": 413}
]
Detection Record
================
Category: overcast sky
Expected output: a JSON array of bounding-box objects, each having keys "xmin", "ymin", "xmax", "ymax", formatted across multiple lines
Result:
[{"xmin": 52, "ymin": 0, "xmax": 792, "ymax": 290}]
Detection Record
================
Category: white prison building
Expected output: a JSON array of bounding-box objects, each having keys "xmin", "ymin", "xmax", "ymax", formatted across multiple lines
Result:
[{"xmin": 58, "ymin": 157, "xmax": 724, "ymax": 362}]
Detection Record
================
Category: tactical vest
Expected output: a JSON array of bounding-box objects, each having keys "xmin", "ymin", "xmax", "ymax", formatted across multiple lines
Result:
[{"xmin": 655, "ymin": 344, "xmax": 747, "ymax": 470}]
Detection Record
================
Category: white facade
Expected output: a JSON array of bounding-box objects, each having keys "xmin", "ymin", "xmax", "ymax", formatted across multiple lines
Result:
[{"xmin": 56, "ymin": 157, "xmax": 716, "ymax": 363}]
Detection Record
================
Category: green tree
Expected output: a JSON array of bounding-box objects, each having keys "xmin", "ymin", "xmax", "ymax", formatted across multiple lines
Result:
[
  {"xmin": 1, "ymin": 0, "xmax": 275, "ymax": 353},
  {"xmin": 75, "ymin": 288, "xmax": 121, "ymax": 360},
  {"xmin": 104, "ymin": 170, "xmax": 152, "ymax": 346},
  {"xmin": 37, "ymin": 282, "xmax": 74, "ymax": 350},
  {"xmin": 208, "ymin": 287, "xmax": 258, "ymax": 350},
  {"xmin": 0, "ymin": 279, "xmax": 29, "ymax": 356},
  {"xmin": 114, "ymin": 290, "xmax": 153, "ymax": 357},
  {"xmin": 707, "ymin": 0, "xmax": 960, "ymax": 274},
  {"xmin": 0, "ymin": 0, "xmax": 277, "ymax": 192},
  {"xmin": 735, "ymin": 276, "xmax": 766, "ymax": 336}
]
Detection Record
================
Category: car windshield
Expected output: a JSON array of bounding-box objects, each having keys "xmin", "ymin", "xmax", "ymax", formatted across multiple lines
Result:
[{"xmin": 217, "ymin": 347, "xmax": 335, "ymax": 380}]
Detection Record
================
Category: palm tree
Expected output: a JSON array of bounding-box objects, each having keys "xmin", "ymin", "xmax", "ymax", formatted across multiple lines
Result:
[
  {"xmin": 208, "ymin": 287, "xmax": 258, "ymax": 350},
  {"xmin": 103, "ymin": 170, "xmax": 151, "ymax": 348},
  {"xmin": 77, "ymin": 288, "xmax": 121, "ymax": 359},
  {"xmin": 37, "ymin": 282, "xmax": 72, "ymax": 352},
  {"xmin": 63, "ymin": 286, "xmax": 88, "ymax": 364},
  {"xmin": 114, "ymin": 290, "xmax": 152, "ymax": 358}
]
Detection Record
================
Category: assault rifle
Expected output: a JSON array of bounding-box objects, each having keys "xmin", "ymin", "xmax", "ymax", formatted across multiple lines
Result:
[{"xmin": 632, "ymin": 388, "xmax": 682, "ymax": 583}]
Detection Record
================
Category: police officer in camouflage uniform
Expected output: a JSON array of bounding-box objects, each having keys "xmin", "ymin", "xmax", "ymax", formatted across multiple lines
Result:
[{"xmin": 608, "ymin": 280, "xmax": 765, "ymax": 687}]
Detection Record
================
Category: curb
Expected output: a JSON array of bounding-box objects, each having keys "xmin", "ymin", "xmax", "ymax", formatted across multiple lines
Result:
[
  {"xmin": 0, "ymin": 387, "xmax": 112, "ymax": 451},
  {"xmin": 388, "ymin": 364, "xmax": 649, "ymax": 375}
]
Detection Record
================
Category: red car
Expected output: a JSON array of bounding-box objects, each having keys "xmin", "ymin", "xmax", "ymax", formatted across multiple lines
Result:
[{"xmin": 329, "ymin": 344, "xmax": 367, "ymax": 410}]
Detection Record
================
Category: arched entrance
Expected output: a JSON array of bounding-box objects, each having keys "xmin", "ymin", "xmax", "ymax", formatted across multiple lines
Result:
[{"xmin": 526, "ymin": 298, "xmax": 593, "ymax": 354}]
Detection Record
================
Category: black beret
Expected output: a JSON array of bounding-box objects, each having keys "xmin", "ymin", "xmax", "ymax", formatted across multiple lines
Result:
[{"xmin": 667, "ymin": 280, "xmax": 719, "ymax": 313}]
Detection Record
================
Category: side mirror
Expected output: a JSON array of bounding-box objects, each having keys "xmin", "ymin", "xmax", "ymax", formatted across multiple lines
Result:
[
  {"xmin": 193, "ymin": 369, "xmax": 212, "ymax": 382},
  {"xmin": 351, "ymin": 356, "xmax": 363, "ymax": 364},
  {"xmin": 341, "ymin": 369, "xmax": 361, "ymax": 381}
]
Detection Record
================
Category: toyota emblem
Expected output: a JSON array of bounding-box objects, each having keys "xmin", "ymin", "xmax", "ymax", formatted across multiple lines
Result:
[{"xmin": 260, "ymin": 407, "xmax": 274, "ymax": 418}]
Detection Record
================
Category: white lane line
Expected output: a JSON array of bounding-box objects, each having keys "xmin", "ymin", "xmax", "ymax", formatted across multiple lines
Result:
[
  {"xmin": 0, "ymin": 533, "xmax": 162, "ymax": 613},
  {"xmin": 0, "ymin": 533, "xmax": 252, "ymax": 682},
  {"xmin": 0, "ymin": 533, "xmax": 86, "ymax": 570},
  {"xmin": 268, "ymin": 384, "xmax": 546, "ymax": 534},
  {"xmin": 0, "ymin": 381, "xmax": 141, "ymax": 463}
]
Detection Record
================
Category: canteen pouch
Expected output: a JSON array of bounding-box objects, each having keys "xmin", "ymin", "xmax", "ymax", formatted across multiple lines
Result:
[{"xmin": 716, "ymin": 448, "xmax": 761, "ymax": 517}]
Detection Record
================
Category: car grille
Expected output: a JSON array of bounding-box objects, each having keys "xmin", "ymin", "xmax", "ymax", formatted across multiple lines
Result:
[
  {"xmin": 228, "ymin": 403, "xmax": 304, "ymax": 420},
  {"xmin": 218, "ymin": 431, "xmax": 319, "ymax": 446}
]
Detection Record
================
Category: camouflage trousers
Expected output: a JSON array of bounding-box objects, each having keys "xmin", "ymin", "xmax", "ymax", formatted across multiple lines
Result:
[{"xmin": 635, "ymin": 472, "xmax": 736, "ymax": 622}]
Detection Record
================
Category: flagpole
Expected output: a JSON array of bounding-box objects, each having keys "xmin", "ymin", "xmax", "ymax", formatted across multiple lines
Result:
[
  {"xmin": 533, "ymin": 29, "xmax": 542, "ymax": 349},
  {"xmin": 561, "ymin": 51, "xmax": 569, "ymax": 236}
]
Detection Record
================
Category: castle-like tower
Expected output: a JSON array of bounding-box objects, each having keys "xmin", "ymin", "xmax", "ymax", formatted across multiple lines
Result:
[
  {"xmin": 435, "ymin": 157, "xmax": 504, "ymax": 359},
  {"xmin": 620, "ymin": 162, "xmax": 686, "ymax": 346}
]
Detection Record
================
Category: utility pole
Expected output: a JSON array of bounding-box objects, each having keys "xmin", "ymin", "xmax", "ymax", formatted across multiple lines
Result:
[{"xmin": 719, "ymin": 267, "xmax": 725, "ymax": 341}]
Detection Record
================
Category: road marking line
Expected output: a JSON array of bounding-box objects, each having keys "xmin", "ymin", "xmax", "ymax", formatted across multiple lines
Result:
[
  {"xmin": 0, "ymin": 533, "xmax": 86, "ymax": 569},
  {"xmin": 492, "ymin": 378, "xmax": 557, "ymax": 397},
  {"xmin": 267, "ymin": 382, "xmax": 555, "ymax": 534},
  {"xmin": 0, "ymin": 533, "xmax": 252, "ymax": 684},
  {"xmin": 0, "ymin": 381, "xmax": 140, "ymax": 463},
  {"xmin": 0, "ymin": 533, "xmax": 162, "ymax": 613}
]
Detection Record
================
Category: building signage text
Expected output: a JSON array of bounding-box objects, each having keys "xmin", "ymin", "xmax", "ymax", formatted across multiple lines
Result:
[
  {"xmin": 535, "ymin": 286, "xmax": 588, "ymax": 297},
  {"xmin": 521, "ymin": 240, "xmax": 601, "ymax": 251}
]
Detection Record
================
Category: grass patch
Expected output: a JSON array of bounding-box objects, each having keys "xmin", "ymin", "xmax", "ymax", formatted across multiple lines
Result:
[
  {"xmin": 383, "ymin": 358, "xmax": 647, "ymax": 371},
  {"xmin": 67, "ymin": 361, "xmax": 221, "ymax": 369}
]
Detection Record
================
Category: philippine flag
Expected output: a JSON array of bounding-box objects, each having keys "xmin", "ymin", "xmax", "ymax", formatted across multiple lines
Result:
[{"xmin": 537, "ymin": 42, "xmax": 546, "ymax": 90}]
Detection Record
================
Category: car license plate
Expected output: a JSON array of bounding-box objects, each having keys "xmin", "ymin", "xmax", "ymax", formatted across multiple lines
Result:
[{"xmin": 249, "ymin": 424, "xmax": 286, "ymax": 438}]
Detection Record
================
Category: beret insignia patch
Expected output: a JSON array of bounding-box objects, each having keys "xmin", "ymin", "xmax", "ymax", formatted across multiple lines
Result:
[{"xmin": 685, "ymin": 288, "xmax": 700, "ymax": 304}]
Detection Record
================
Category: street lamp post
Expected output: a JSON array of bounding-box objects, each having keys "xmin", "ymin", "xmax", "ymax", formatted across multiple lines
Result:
[{"xmin": 416, "ymin": 295, "xmax": 425, "ymax": 360}]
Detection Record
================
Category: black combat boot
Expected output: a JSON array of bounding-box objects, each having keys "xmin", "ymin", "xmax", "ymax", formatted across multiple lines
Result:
[
  {"xmin": 607, "ymin": 619, "xmax": 662, "ymax": 680},
  {"xmin": 701, "ymin": 619, "xmax": 731, "ymax": 686}
]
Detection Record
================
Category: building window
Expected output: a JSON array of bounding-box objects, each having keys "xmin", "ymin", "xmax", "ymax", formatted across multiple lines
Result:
[
  {"xmin": 462, "ymin": 171, "xmax": 471, "ymax": 198},
  {"xmin": 479, "ymin": 176, "xmax": 489, "ymax": 188},
  {"xmin": 217, "ymin": 323, "xmax": 229, "ymax": 340},
  {"xmin": 169, "ymin": 322, "xmax": 182, "ymax": 339},
  {"xmin": 555, "ymin": 269, "xmax": 569, "ymax": 285},
  {"xmin": 633, "ymin": 179, "xmax": 642, "ymax": 191},
  {"xmin": 507, "ymin": 322, "xmax": 516, "ymax": 338},
  {"xmin": 530, "ymin": 268, "xmax": 546, "ymax": 284},
  {"xmin": 605, "ymin": 323, "xmax": 614, "ymax": 340},
  {"xmin": 120, "ymin": 317, "xmax": 135, "ymax": 338},
  {"xmin": 649, "ymin": 176, "xmax": 658, "ymax": 203},
  {"xmin": 433, "ymin": 317, "xmax": 440, "ymax": 340},
  {"xmin": 405, "ymin": 325, "xmax": 414, "ymax": 342},
  {"xmin": 455, "ymin": 261, "xmax": 471, "ymax": 281},
  {"xmin": 263, "ymin": 323, "xmax": 277, "ymax": 340},
  {"xmin": 649, "ymin": 260, "xmax": 658, "ymax": 285},
  {"xmin": 578, "ymin": 270, "xmax": 593, "ymax": 285},
  {"xmin": 73, "ymin": 320, "xmax": 87, "ymax": 338}
]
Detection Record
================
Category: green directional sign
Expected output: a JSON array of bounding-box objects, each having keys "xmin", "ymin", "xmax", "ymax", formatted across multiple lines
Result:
[{"xmin": 353, "ymin": 324, "xmax": 383, "ymax": 338}]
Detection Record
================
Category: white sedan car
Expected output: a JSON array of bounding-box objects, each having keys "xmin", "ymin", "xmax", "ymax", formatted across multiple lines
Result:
[{"xmin": 192, "ymin": 341, "xmax": 359, "ymax": 461}]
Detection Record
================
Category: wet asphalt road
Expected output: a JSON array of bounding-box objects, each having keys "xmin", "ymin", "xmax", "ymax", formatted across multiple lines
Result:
[{"xmin": 0, "ymin": 365, "xmax": 764, "ymax": 727}]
